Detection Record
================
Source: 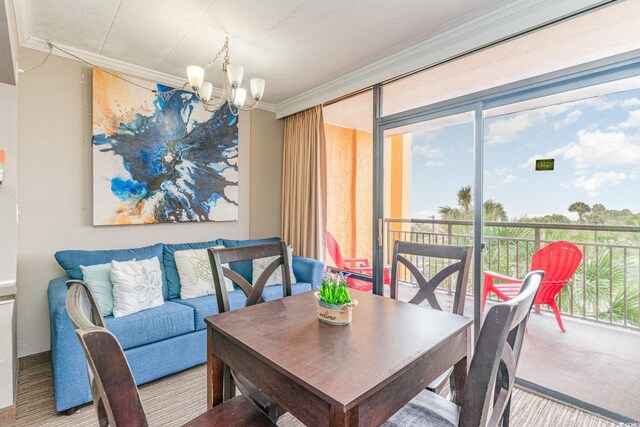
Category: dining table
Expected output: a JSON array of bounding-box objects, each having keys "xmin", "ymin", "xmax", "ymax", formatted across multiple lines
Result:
[{"xmin": 205, "ymin": 289, "xmax": 472, "ymax": 427}]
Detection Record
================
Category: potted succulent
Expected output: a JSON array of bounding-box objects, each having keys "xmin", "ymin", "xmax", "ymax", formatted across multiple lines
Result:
[{"xmin": 316, "ymin": 271, "xmax": 358, "ymax": 326}]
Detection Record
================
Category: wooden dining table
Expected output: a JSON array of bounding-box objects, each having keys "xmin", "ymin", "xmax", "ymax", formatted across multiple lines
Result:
[{"xmin": 205, "ymin": 289, "xmax": 472, "ymax": 427}]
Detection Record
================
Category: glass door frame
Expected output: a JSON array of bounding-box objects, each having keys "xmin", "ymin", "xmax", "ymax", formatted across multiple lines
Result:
[
  {"xmin": 371, "ymin": 49, "xmax": 640, "ymax": 339},
  {"xmin": 372, "ymin": 93, "xmax": 484, "ymax": 338}
]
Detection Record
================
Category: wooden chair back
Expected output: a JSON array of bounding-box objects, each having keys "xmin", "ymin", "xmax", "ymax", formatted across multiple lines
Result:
[
  {"xmin": 390, "ymin": 241, "xmax": 473, "ymax": 315},
  {"xmin": 66, "ymin": 279, "xmax": 105, "ymax": 329},
  {"xmin": 66, "ymin": 281, "xmax": 147, "ymax": 427},
  {"xmin": 207, "ymin": 242, "xmax": 291, "ymax": 421},
  {"xmin": 208, "ymin": 241, "xmax": 292, "ymax": 313},
  {"xmin": 458, "ymin": 270, "xmax": 544, "ymax": 427}
]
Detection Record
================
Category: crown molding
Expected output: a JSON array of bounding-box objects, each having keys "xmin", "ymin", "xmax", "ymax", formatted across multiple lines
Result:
[
  {"xmin": 274, "ymin": 0, "xmax": 608, "ymax": 118},
  {"xmin": 13, "ymin": 0, "xmax": 275, "ymax": 112}
]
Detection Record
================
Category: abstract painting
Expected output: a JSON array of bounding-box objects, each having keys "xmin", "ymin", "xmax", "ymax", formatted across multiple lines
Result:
[{"xmin": 92, "ymin": 68, "xmax": 238, "ymax": 225}]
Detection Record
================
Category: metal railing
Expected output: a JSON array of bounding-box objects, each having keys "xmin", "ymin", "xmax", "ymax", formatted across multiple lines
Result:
[{"xmin": 385, "ymin": 218, "xmax": 640, "ymax": 330}]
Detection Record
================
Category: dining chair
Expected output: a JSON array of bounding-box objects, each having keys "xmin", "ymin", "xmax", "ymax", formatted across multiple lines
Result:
[
  {"xmin": 66, "ymin": 281, "xmax": 276, "ymax": 427},
  {"xmin": 207, "ymin": 241, "xmax": 291, "ymax": 422},
  {"xmin": 482, "ymin": 240, "xmax": 582, "ymax": 332},
  {"xmin": 389, "ymin": 241, "xmax": 473, "ymax": 394},
  {"xmin": 383, "ymin": 270, "xmax": 544, "ymax": 427}
]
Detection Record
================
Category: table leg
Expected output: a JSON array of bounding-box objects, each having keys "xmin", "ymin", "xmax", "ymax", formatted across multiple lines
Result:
[
  {"xmin": 329, "ymin": 405, "xmax": 359, "ymax": 427},
  {"xmin": 207, "ymin": 326, "xmax": 224, "ymax": 410},
  {"xmin": 451, "ymin": 327, "xmax": 471, "ymax": 406}
]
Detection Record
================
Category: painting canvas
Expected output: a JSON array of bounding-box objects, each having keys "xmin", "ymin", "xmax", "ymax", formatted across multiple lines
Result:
[{"xmin": 92, "ymin": 68, "xmax": 238, "ymax": 225}]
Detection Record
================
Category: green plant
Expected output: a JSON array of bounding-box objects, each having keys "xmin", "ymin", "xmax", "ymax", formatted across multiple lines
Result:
[{"xmin": 319, "ymin": 272, "xmax": 352, "ymax": 305}]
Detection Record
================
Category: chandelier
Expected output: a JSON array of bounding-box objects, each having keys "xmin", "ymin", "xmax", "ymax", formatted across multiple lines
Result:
[{"xmin": 186, "ymin": 35, "xmax": 265, "ymax": 115}]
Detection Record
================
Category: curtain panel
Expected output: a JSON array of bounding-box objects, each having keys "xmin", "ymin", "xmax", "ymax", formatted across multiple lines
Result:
[{"xmin": 281, "ymin": 105, "xmax": 327, "ymax": 261}]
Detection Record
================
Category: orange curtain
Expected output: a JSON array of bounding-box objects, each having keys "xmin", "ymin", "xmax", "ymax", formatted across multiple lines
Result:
[{"xmin": 281, "ymin": 105, "xmax": 327, "ymax": 261}]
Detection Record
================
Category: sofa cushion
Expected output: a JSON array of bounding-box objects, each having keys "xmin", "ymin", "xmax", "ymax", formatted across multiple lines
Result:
[
  {"xmin": 221, "ymin": 237, "xmax": 280, "ymax": 283},
  {"xmin": 172, "ymin": 282, "xmax": 312, "ymax": 330},
  {"xmin": 80, "ymin": 262, "xmax": 114, "ymax": 316},
  {"xmin": 262, "ymin": 282, "xmax": 313, "ymax": 301},
  {"xmin": 111, "ymin": 257, "xmax": 165, "ymax": 318},
  {"xmin": 163, "ymin": 239, "xmax": 223, "ymax": 300},
  {"xmin": 54, "ymin": 243, "xmax": 167, "ymax": 299},
  {"xmin": 104, "ymin": 301, "xmax": 194, "ymax": 350}
]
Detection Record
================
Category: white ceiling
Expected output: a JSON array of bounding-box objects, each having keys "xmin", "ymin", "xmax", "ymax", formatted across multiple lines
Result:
[{"xmin": 15, "ymin": 0, "xmax": 608, "ymax": 115}]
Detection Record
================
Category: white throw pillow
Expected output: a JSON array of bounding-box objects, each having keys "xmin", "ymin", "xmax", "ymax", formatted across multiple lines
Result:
[
  {"xmin": 111, "ymin": 257, "xmax": 164, "ymax": 318},
  {"xmin": 175, "ymin": 248, "xmax": 235, "ymax": 299},
  {"xmin": 252, "ymin": 246, "xmax": 297, "ymax": 287},
  {"xmin": 80, "ymin": 262, "xmax": 116, "ymax": 316}
]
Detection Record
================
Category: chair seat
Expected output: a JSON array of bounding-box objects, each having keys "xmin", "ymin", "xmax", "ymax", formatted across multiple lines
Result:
[
  {"xmin": 182, "ymin": 395, "xmax": 276, "ymax": 427},
  {"xmin": 383, "ymin": 390, "xmax": 459, "ymax": 427}
]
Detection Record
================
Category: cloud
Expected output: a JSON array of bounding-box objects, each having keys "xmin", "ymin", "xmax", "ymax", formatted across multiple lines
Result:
[
  {"xmin": 503, "ymin": 174, "xmax": 517, "ymax": 183},
  {"xmin": 619, "ymin": 109, "xmax": 640, "ymax": 129},
  {"xmin": 565, "ymin": 171, "xmax": 628, "ymax": 197},
  {"xmin": 621, "ymin": 98, "xmax": 640, "ymax": 108},
  {"xmin": 554, "ymin": 110, "xmax": 583, "ymax": 130},
  {"xmin": 426, "ymin": 160, "xmax": 445, "ymax": 167},
  {"xmin": 562, "ymin": 130, "xmax": 640, "ymax": 168},
  {"xmin": 412, "ymin": 144, "xmax": 442, "ymax": 158},
  {"xmin": 486, "ymin": 103, "xmax": 576, "ymax": 145},
  {"xmin": 520, "ymin": 129, "xmax": 640, "ymax": 170}
]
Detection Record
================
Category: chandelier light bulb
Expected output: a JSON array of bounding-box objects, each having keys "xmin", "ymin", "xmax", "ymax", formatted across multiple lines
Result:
[
  {"xmin": 250, "ymin": 78, "xmax": 265, "ymax": 101},
  {"xmin": 187, "ymin": 65, "xmax": 204, "ymax": 90},
  {"xmin": 233, "ymin": 88, "xmax": 247, "ymax": 108},
  {"xmin": 198, "ymin": 81, "xmax": 213, "ymax": 102},
  {"xmin": 226, "ymin": 64, "xmax": 244, "ymax": 88}
]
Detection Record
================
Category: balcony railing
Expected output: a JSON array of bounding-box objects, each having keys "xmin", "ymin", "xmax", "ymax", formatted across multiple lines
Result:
[{"xmin": 384, "ymin": 218, "xmax": 640, "ymax": 330}]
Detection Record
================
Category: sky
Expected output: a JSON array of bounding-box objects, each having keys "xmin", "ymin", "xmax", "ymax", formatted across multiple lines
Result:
[{"xmin": 408, "ymin": 87, "xmax": 640, "ymax": 220}]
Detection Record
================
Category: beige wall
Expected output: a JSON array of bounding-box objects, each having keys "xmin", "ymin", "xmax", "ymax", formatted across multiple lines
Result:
[
  {"xmin": 0, "ymin": 82, "xmax": 17, "ymax": 284},
  {"xmin": 325, "ymin": 123, "xmax": 356, "ymax": 262},
  {"xmin": 16, "ymin": 50, "xmax": 283, "ymax": 357},
  {"xmin": 249, "ymin": 109, "xmax": 284, "ymax": 239}
]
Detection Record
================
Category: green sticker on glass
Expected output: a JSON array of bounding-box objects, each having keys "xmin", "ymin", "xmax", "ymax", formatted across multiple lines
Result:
[{"xmin": 535, "ymin": 159, "xmax": 554, "ymax": 171}]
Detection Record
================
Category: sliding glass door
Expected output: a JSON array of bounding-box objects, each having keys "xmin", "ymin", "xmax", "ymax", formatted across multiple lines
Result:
[{"xmin": 373, "ymin": 104, "xmax": 484, "ymax": 334}]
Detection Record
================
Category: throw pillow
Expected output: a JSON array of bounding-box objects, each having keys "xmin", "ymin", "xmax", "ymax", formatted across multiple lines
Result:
[
  {"xmin": 111, "ymin": 257, "xmax": 164, "ymax": 318},
  {"xmin": 175, "ymin": 248, "xmax": 235, "ymax": 299},
  {"xmin": 252, "ymin": 246, "xmax": 297, "ymax": 287},
  {"xmin": 80, "ymin": 262, "xmax": 115, "ymax": 316}
]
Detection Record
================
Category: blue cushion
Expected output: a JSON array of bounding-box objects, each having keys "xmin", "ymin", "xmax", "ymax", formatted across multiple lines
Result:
[
  {"xmin": 172, "ymin": 283, "xmax": 312, "ymax": 330},
  {"xmin": 263, "ymin": 282, "xmax": 313, "ymax": 301},
  {"xmin": 104, "ymin": 301, "xmax": 194, "ymax": 350},
  {"xmin": 163, "ymin": 239, "xmax": 223, "ymax": 300},
  {"xmin": 221, "ymin": 237, "xmax": 280, "ymax": 283},
  {"xmin": 54, "ymin": 243, "xmax": 167, "ymax": 299},
  {"xmin": 172, "ymin": 291, "xmax": 247, "ymax": 330}
]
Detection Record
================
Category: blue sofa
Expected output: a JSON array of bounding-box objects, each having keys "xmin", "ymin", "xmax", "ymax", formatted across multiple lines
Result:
[{"xmin": 47, "ymin": 237, "xmax": 323, "ymax": 413}]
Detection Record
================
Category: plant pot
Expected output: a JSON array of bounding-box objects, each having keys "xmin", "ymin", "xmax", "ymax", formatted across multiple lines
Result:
[{"xmin": 315, "ymin": 293, "xmax": 358, "ymax": 326}]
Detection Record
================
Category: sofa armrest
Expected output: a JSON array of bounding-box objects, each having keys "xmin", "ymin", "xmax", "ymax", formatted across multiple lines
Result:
[
  {"xmin": 47, "ymin": 277, "xmax": 93, "ymax": 412},
  {"xmin": 292, "ymin": 256, "xmax": 324, "ymax": 288}
]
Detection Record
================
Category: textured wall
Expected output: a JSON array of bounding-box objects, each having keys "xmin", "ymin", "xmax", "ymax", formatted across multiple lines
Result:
[
  {"xmin": 16, "ymin": 50, "xmax": 282, "ymax": 356},
  {"xmin": 354, "ymin": 129, "xmax": 372, "ymax": 263},
  {"xmin": 0, "ymin": 82, "xmax": 17, "ymax": 283},
  {"xmin": 325, "ymin": 123, "xmax": 355, "ymax": 263}
]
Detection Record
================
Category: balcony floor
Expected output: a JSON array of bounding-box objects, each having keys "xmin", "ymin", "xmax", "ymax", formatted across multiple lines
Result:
[{"xmin": 391, "ymin": 283, "xmax": 640, "ymax": 422}]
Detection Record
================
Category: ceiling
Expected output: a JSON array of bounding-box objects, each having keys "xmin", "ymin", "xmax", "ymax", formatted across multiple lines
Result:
[{"xmin": 14, "ymin": 0, "xmax": 607, "ymax": 115}]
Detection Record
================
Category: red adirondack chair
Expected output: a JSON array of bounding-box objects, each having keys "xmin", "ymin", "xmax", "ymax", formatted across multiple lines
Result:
[
  {"xmin": 326, "ymin": 231, "xmax": 390, "ymax": 291},
  {"xmin": 482, "ymin": 240, "xmax": 582, "ymax": 332}
]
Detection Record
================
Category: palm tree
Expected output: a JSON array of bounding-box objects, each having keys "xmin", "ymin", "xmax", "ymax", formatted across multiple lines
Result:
[
  {"xmin": 458, "ymin": 186, "xmax": 472, "ymax": 213},
  {"xmin": 568, "ymin": 201, "xmax": 591, "ymax": 222},
  {"xmin": 439, "ymin": 187, "xmax": 508, "ymax": 221}
]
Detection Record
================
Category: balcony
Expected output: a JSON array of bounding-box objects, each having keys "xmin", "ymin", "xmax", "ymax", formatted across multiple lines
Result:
[
  {"xmin": 385, "ymin": 218, "xmax": 640, "ymax": 331},
  {"xmin": 385, "ymin": 218, "xmax": 640, "ymax": 420}
]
